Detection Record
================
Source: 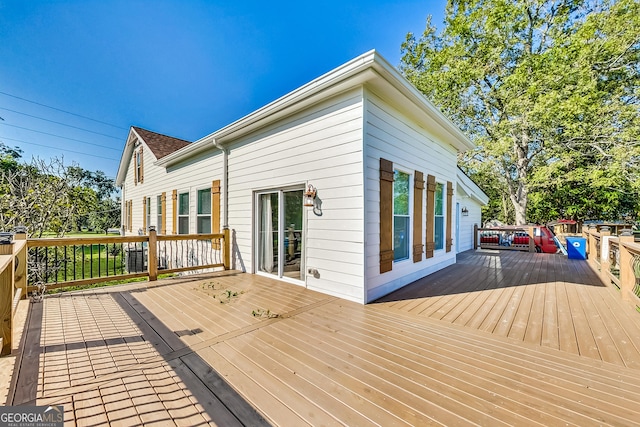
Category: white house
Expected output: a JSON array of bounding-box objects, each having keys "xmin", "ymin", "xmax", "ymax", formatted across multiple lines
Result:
[{"xmin": 115, "ymin": 50, "xmax": 487, "ymax": 304}]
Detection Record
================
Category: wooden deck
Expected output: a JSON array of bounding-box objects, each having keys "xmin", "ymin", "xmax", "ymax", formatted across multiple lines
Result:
[{"xmin": 6, "ymin": 250, "xmax": 640, "ymax": 426}]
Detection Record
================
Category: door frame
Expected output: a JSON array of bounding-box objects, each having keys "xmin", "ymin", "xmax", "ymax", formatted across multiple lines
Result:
[{"xmin": 253, "ymin": 185, "xmax": 306, "ymax": 286}]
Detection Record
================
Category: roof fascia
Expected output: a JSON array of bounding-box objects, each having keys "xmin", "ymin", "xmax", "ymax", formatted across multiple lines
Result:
[
  {"xmin": 115, "ymin": 127, "xmax": 142, "ymax": 187},
  {"xmin": 456, "ymin": 168, "xmax": 489, "ymax": 205},
  {"xmin": 157, "ymin": 49, "xmax": 474, "ymax": 167}
]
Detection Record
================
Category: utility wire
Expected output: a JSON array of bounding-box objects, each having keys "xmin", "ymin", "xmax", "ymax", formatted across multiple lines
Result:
[
  {"xmin": 0, "ymin": 136, "xmax": 120, "ymax": 161},
  {"xmin": 0, "ymin": 106, "xmax": 122, "ymax": 139},
  {"xmin": 0, "ymin": 91, "xmax": 129, "ymax": 131},
  {"xmin": 0, "ymin": 123, "xmax": 121, "ymax": 151}
]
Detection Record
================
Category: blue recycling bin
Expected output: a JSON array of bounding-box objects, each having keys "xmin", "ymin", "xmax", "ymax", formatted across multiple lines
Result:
[{"xmin": 565, "ymin": 237, "xmax": 587, "ymax": 260}]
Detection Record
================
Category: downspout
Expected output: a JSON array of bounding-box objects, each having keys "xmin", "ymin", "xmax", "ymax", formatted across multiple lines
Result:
[{"xmin": 211, "ymin": 138, "xmax": 229, "ymax": 229}]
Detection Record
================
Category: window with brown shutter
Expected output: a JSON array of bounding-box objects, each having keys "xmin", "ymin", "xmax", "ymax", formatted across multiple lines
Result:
[
  {"xmin": 212, "ymin": 180, "xmax": 221, "ymax": 249},
  {"xmin": 172, "ymin": 190, "xmax": 178, "ymax": 234},
  {"xmin": 160, "ymin": 192, "xmax": 167, "ymax": 234},
  {"xmin": 425, "ymin": 174, "xmax": 436, "ymax": 259},
  {"xmin": 446, "ymin": 181, "xmax": 453, "ymax": 252},
  {"xmin": 413, "ymin": 171, "xmax": 424, "ymax": 262},
  {"xmin": 142, "ymin": 197, "xmax": 147, "ymax": 232},
  {"xmin": 133, "ymin": 152, "xmax": 138, "ymax": 185},
  {"xmin": 139, "ymin": 147, "xmax": 144, "ymax": 183},
  {"xmin": 379, "ymin": 158, "xmax": 394, "ymax": 273}
]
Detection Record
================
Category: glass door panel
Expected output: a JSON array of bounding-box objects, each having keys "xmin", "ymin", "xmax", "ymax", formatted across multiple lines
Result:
[
  {"xmin": 256, "ymin": 188, "xmax": 304, "ymax": 282},
  {"xmin": 258, "ymin": 192, "xmax": 278, "ymax": 275},
  {"xmin": 283, "ymin": 190, "xmax": 303, "ymax": 280}
]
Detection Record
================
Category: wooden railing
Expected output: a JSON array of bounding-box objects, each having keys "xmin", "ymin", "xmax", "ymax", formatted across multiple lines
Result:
[
  {"xmin": 584, "ymin": 225, "xmax": 640, "ymax": 311},
  {"xmin": 473, "ymin": 225, "xmax": 536, "ymax": 252},
  {"xmin": 26, "ymin": 227, "xmax": 231, "ymax": 292},
  {"xmin": 0, "ymin": 232, "xmax": 27, "ymax": 356},
  {"xmin": 1, "ymin": 227, "xmax": 231, "ymax": 356}
]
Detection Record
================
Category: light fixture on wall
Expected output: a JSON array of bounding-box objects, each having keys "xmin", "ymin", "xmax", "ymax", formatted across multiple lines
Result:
[
  {"xmin": 461, "ymin": 206, "xmax": 469, "ymax": 216},
  {"xmin": 303, "ymin": 184, "xmax": 317, "ymax": 207}
]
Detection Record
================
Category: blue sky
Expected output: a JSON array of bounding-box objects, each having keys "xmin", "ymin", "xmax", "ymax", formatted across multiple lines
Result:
[{"xmin": 0, "ymin": 1, "xmax": 446, "ymax": 178}]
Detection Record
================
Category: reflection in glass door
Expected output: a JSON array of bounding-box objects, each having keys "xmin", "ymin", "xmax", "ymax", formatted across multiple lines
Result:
[
  {"xmin": 258, "ymin": 193, "xmax": 278, "ymax": 274},
  {"xmin": 256, "ymin": 189, "xmax": 304, "ymax": 281}
]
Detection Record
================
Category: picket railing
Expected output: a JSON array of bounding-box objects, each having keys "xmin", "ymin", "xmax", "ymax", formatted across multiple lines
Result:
[
  {"xmin": 0, "ymin": 232, "xmax": 27, "ymax": 356},
  {"xmin": 584, "ymin": 225, "xmax": 640, "ymax": 311},
  {"xmin": 473, "ymin": 225, "xmax": 536, "ymax": 252},
  {"xmin": 0, "ymin": 227, "xmax": 231, "ymax": 356}
]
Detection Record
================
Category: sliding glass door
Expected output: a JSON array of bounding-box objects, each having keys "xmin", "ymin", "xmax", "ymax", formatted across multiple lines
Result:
[{"xmin": 256, "ymin": 188, "xmax": 304, "ymax": 281}]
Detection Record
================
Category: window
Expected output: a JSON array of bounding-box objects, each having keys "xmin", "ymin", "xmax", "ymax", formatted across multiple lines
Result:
[
  {"xmin": 434, "ymin": 183, "xmax": 444, "ymax": 250},
  {"xmin": 178, "ymin": 192, "xmax": 189, "ymax": 234},
  {"xmin": 157, "ymin": 195, "xmax": 163, "ymax": 233},
  {"xmin": 393, "ymin": 170, "xmax": 410, "ymax": 261},
  {"xmin": 146, "ymin": 197, "xmax": 151, "ymax": 230},
  {"xmin": 135, "ymin": 148, "xmax": 144, "ymax": 183},
  {"xmin": 197, "ymin": 188, "xmax": 211, "ymax": 233}
]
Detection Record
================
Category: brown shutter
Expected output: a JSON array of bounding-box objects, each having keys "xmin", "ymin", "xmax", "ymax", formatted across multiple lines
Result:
[
  {"xmin": 212, "ymin": 180, "xmax": 221, "ymax": 249},
  {"xmin": 172, "ymin": 190, "xmax": 178, "ymax": 234},
  {"xmin": 161, "ymin": 192, "xmax": 167, "ymax": 235},
  {"xmin": 142, "ymin": 197, "xmax": 147, "ymax": 232},
  {"xmin": 133, "ymin": 152, "xmax": 138, "ymax": 185},
  {"xmin": 413, "ymin": 171, "xmax": 424, "ymax": 262},
  {"xmin": 446, "ymin": 181, "xmax": 453, "ymax": 253},
  {"xmin": 127, "ymin": 200, "xmax": 132, "ymax": 232},
  {"xmin": 380, "ymin": 158, "xmax": 394, "ymax": 273},
  {"xmin": 140, "ymin": 147, "xmax": 144, "ymax": 183},
  {"xmin": 425, "ymin": 174, "xmax": 436, "ymax": 259}
]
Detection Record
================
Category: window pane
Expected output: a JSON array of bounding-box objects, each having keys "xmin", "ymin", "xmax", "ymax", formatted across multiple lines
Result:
[
  {"xmin": 394, "ymin": 216, "xmax": 410, "ymax": 261},
  {"xmin": 178, "ymin": 217, "xmax": 189, "ymax": 234},
  {"xmin": 179, "ymin": 192, "xmax": 189, "ymax": 215},
  {"xmin": 393, "ymin": 171, "xmax": 410, "ymax": 215},
  {"xmin": 435, "ymin": 216, "xmax": 444, "ymax": 250},
  {"xmin": 435, "ymin": 183, "xmax": 444, "ymax": 215},
  {"xmin": 157, "ymin": 196, "xmax": 162, "ymax": 214},
  {"xmin": 197, "ymin": 217, "xmax": 211, "ymax": 234},
  {"xmin": 198, "ymin": 188, "xmax": 211, "ymax": 215}
]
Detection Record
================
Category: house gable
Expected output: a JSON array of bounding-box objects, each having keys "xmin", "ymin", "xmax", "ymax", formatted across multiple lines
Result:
[{"xmin": 115, "ymin": 127, "xmax": 191, "ymax": 187}]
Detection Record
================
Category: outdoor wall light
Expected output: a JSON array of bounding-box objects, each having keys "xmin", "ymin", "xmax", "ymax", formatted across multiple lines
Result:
[
  {"xmin": 461, "ymin": 206, "xmax": 469, "ymax": 216},
  {"xmin": 303, "ymin": 184, "xmax": 317, "ymax": 207}
]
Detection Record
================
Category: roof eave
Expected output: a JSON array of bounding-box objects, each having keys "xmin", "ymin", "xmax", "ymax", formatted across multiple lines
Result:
[{"xmin": 115, "ymin": 127, "xmax": 141, "ymax": 187}]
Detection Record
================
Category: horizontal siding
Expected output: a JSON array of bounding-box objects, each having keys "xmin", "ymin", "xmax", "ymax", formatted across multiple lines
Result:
[
  {"xmin": 457, "ymin": 198, "xmax": 483, "ymax": 253},
  {"xmin": 122, "ymin": 143, "xmax": 224, "ymax": 235},
  {"xmin": 228, "ymin": 89, "xmax": 365, "ymax": 303},
  {"xmin": 363, "ymin": 89, "xmax": 460, "ymax": 302}
]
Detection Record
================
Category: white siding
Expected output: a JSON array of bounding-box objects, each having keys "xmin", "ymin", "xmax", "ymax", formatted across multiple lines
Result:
[
  {"xmin": 227, "ymin": 88, "xmax": 365, "ymax": 303},
  {"xmin": 457, "ymin": 197, "xmax": 483, "ymax": 253},
  {"xmin": 122, "ymin": 143, "xmax": 224, "ymax": 236},
  {"xmin": 363, "ymin": 89, "xmax": 459, "ymax": 303}
]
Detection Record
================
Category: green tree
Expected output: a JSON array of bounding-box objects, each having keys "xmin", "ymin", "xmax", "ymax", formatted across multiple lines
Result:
[
  {"xmin": 0, "ymin": 156, "xmax": 119, "ymax": 237},
  {"xmin": 401, "ymin": 0, "xmax": 640, "ymax": 224}
]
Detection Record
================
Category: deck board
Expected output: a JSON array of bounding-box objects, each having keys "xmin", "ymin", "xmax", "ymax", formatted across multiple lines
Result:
[{"xmin": 7, "ymin": 250, "xmax": 640, "ymax": 426}]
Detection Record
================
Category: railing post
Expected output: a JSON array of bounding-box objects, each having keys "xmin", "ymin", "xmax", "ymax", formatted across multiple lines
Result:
[
  {"xmin": 148, "ymin": 227, "xmax": 158, "ymax": 281},
  {"xmin": 587, "ymin": 225, "xmax": 597, "ymax": 258},
  {"xmin": 527, "ymin": 226, "xmax": 535, "ymax": 253},
  {"xmin": 0, "ymin": 241, "xmax": 15, "ymax": 356},
  {"xmin": 619, "ymin": 230, "xmax": 635, "ymax": 302},
  {"xmin": 14, "ymin": 227, "xmax": 27, "ymax": 300},
  {"xmin": 223, "ymin": 227, "xmax": 231, "ymax": 270},
  {"xmin": 599, "ymin": 227, "xmax": 611, "ymax": 281},
  {"xmin": 473, "ymin": 224, "xmax": 478, "ymax": 250}
]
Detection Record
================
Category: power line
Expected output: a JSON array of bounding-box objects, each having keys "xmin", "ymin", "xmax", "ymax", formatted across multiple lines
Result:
[
  {"xmin": 0, "ymin": 90, "xmax": 129, "ymax": 131},
  {"xmin": 0, "ymin": 136, "xmax": 120, "ymax": 161},
  {"xmin": 0, "ymin": 123, "xmax": 121, "ymax": 151},
  {"xmin": 0, "ymin": 106, "xmax": 122, "ymax": 139}
]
